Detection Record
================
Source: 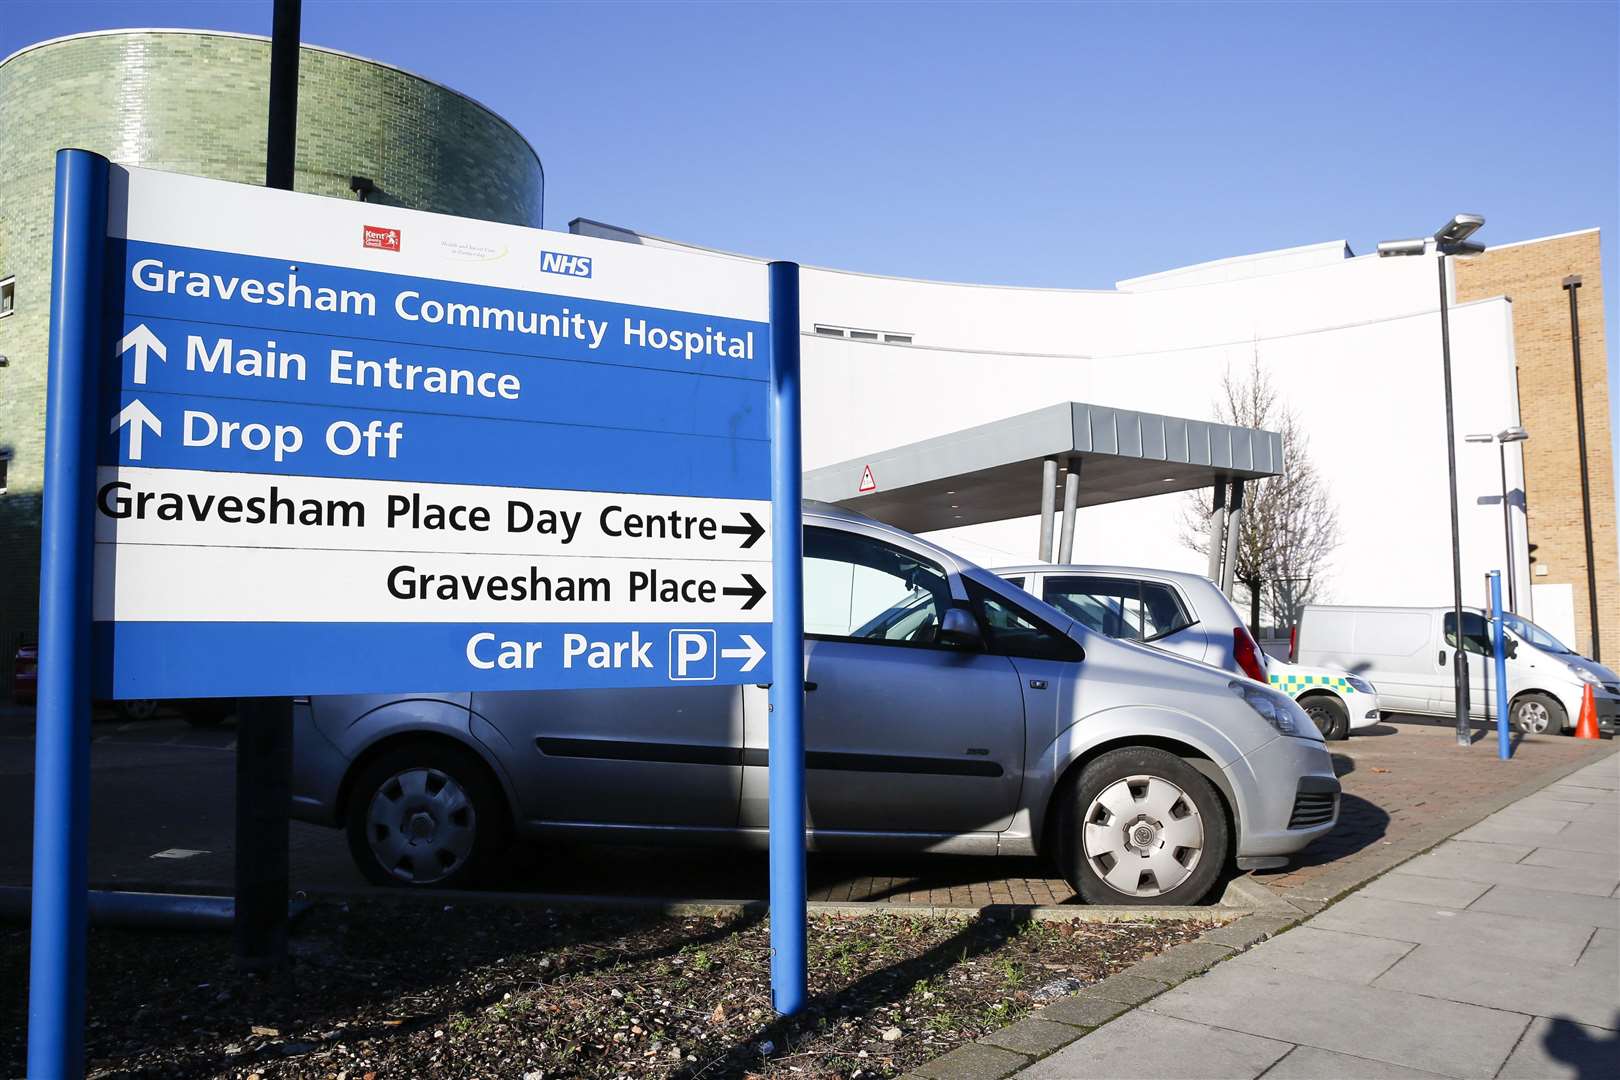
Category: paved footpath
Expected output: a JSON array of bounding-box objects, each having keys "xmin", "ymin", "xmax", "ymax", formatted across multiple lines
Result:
[{"xmin": 1014, "ymin": 753, "xmax": 1619, "ymax": 1079}]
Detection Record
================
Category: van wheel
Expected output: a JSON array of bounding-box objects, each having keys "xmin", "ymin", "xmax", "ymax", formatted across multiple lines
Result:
[
  {"xmin": 345, "ymin": 742, "xmax": 506, "ymax": 888},
  {"xmin": 1512, "ymin": 693, "xmax": 1566, "ymax": 736},
  {"xmin": 1301, "ymin": 694, "xmax": 1349, "ymax": 741},
  {"xmin": 1056, "ymin": 747, "xmax": 1229, "ymax": 906}
]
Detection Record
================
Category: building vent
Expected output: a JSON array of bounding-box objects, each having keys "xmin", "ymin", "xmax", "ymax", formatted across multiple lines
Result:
[{"xmin": 812, "ymin": 323, "xmax": 913, "ymax": 344}]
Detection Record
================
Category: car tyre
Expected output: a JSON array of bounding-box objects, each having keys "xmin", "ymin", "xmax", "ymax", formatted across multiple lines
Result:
[
  {"xmin": 345, "ymin": 741, "xmax": 506, "ymax": 889},
  {"xmin": 114, "ymin": 699, "xmax": 160, "ymax": 722},
  {"xmin": 1056, "ymin": 747, "xmax": 1230, "ymax": 906},
  {"xmin": 180, "ymin": 700, "xmax": 233, "ymax": 727},
  {"xmin": 1301, "ymin": 694, "xmax": 1350, "ymax": 741},
  {"xmin": 1512, "ymin": 692, "xmax": 1566, "ymax": 736}
]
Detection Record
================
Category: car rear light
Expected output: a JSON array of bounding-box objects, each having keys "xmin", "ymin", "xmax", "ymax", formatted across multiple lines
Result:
[
  {"xmin": 1234, "ymin": 626, "xmax": 1267, "ymax": 682},
  {"xmin": 1289, "ymin": 625, "xmax": 1298, "ymax": 662}
]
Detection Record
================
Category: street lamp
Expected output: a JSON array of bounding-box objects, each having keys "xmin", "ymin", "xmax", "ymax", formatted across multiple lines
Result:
[
  {"xmin": 1380, "ymin": 214, "xmax": 1487, "ymax": 747},
  {"xmin": 1466, "ymin": 426, "xmax": 1529, "ymax": 613}
]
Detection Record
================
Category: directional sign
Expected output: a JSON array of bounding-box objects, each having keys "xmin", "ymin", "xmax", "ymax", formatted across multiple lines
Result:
[{"xmin": 90, "ymin": 166, "xmax": 775, "ymax": 696}]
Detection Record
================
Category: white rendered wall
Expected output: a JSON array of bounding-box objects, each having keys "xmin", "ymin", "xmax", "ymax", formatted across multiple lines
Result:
[{"xmin": 798, "ymin": 251, "xmax": 1530, "ymax": 616}]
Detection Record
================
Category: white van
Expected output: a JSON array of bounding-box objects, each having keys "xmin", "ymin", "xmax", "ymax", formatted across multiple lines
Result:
[{"xmin": 1295, "ymin": 605, "xmax": 1618, "ymax": 736}]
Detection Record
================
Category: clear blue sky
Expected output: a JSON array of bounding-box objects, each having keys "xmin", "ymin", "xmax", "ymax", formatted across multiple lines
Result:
[{"xmin": 5, "ymin": 0, "xmax": 1618, "ymax": 460}]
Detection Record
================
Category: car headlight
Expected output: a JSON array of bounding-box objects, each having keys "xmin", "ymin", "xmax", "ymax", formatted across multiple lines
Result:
[
  {"xmin": 1574, "ymin": 667, "xmax": 1602, "ymax": 686},
  {"xmin": 1346, "ymin": 676, "xmax": 1376, "ymax": 695},
  {"xmin": 1229, "ymin": 680, "xmax": 1317, "ymax": 739}
]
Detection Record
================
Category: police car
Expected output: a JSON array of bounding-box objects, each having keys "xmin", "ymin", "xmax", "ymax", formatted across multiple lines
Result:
[{"xmin": 1268, "ymin": 657, "xmax": 1382, "ymax": 740}]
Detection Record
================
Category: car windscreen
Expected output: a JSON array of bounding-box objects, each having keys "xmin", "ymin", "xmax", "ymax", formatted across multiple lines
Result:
[{"xmin": 1502, "ymin": 614, "xmax": 1574, "ymax": 655}]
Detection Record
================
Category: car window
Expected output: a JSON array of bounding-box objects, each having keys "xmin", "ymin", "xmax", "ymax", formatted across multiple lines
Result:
[
  {"xmin": 1002, "ymin": 575, "xmax": 1026, "ymax": 591},
  {"xmin": 1041, "ymin": 575, "xmax": 1191, "ymax": 643},
  {"xmin": 1443, "ymin": 611, "xmax": 1493, "ymax": 656},
  {"xmin": 966, "ymin": 580, "xmax": 1084, "ymax": 662},
  {"xmin": 804, "ymin": 526, "xmax": 954, "ymax": 647},
  {"xmin": 1140, "ymin": 582, "xmax": 1194, "ymax": 640}
]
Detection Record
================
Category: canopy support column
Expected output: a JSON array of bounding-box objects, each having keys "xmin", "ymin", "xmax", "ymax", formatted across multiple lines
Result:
[
  {"xmin": 1037, "ymin": 458, "xmax": 1058, "ymax": 562},
  {"xmin": 1057, "ymin": 463, "xmax": 1080, "ymax": 563}
]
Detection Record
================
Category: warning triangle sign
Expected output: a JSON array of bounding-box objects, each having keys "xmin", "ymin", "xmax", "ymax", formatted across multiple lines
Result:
[{"xmin": 858, "ymin": 465, "xmax": 877, "ymax": 493}]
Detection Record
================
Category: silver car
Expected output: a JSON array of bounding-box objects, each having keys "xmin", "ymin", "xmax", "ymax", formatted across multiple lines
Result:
[
  {"xmin": 994, "ymin": 564, "xmax": 1271, "ymax": 684},
  {"xmin": 292, "ymin": 504, "xmax": 1338, "ymax": 905}
]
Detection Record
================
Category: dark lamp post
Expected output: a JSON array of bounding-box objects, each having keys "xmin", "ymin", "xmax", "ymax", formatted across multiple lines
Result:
[{"xmin": 1380, "ymin": 214, "xmax": 1487, "ymax": 747}]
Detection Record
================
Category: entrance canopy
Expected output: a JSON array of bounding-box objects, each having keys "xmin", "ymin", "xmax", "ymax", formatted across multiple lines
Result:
[{"xmin": 803, "ymin": 402, "xmax": 1283, "ymax": 534}]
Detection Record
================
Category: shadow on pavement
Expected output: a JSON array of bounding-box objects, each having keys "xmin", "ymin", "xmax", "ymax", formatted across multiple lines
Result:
[
  {"xmin": 1543, "ymin": 1013, "xmax": 1620, "ymax": 1079},
  {"xmin": 1256, "ymin": 792, "xmax": 1390, "ymax": 874}
]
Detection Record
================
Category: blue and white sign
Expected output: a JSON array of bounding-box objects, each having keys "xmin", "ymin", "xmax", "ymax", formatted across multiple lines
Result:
[{"xmin": 93, "ymin": 166, "xmax": 774, "ymax": 697}]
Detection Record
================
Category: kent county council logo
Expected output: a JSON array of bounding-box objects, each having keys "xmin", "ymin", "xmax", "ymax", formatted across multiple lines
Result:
[{"xmin": 363, "ymin": 225, "xmax": 401, "ymax": 252}]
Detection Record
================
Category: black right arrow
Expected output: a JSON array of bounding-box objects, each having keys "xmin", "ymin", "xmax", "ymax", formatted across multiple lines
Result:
[
  {"xmin": 723, "ymin": 572, "xmax": 767, "ymax": 611},
  {"xmin": 721, "ymin": 511, "xmax": 765, "ymax": 549}
]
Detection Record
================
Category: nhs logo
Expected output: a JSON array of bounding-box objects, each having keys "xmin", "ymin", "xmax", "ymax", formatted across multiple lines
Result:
[{"xmin": 539, "ymin": 250, "xmax": 592, "ymax": 278}]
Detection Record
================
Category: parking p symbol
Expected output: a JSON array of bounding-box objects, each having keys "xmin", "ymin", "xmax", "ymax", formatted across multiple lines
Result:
[{"xmin": 669, "ymin": 629, "xmax": 717, "ymax": 681}]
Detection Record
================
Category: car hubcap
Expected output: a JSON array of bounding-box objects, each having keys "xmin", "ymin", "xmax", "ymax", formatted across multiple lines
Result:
[
  {"xmin": 1083, "ymin": 775, "xmax": 1203, "ymax": 897},
  {"xmin": 1305, "ymin": 704, "xmax": 1334, "ymax": 736},
  {"xmin": 366, "ymin": 768, "xmax": 476, "ymax": 884},
  {"xmin": 1517, "ymin": 701, "xmax": 1550, "ymax": 734}
]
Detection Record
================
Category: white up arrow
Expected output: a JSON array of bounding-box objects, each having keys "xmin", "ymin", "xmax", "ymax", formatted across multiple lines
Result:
[
  {"xmin": 720, "ymin": 633, "xmax": 766, "ymax": 674},
  {"xmin": 111, "ymin": 399, "xmax": 162, "ymax": 462},
  {"xmin": 118, "ymin": 324, "xmax": 166, "ymax": 385}
]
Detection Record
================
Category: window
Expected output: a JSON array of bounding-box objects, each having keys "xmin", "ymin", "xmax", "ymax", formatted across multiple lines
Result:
[
  {"xmin": 1444, "ymin": 612, "xmax": 1493, "ymax": 656},
  {"xmin": 804, "ymin": 526, "xmax": 954, "ymax": 647},
  {"xmin": 966, "ymin": 580, "xmax": 1084, "ymax": 661},
  {"xmin": 0, "ymin": 277, "xmax": 14, "ymax": 318},
  {"xmin": 0, "ymin": 452, "xmax": 8, "ymax": 495},
  {"xmin": 1041, "ymin": 576, "xmax": 1193, "ymax": 643},
  {"xmin": 1001, "ymin": 575, "xmax": 1026, "ymax": 591}
]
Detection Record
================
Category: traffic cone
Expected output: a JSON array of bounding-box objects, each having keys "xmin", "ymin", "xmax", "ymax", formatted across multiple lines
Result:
[{"xmin": 1574, "ymin": 684, "xmax": 1601, "ymax": 740}]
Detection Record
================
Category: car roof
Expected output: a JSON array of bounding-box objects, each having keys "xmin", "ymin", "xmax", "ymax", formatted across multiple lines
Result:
[
  {"xmin": 990, "ymin": 563, "xmax": 1218, "ymax": 589},
  {"xmin": 802, "ymin": 500, "xmax": 974, "ymax": 573}
]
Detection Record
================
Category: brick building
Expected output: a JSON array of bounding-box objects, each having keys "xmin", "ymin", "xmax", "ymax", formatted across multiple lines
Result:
[{"xmin": 1455, "ymin": 231, "xmax": 1616, "ymax": 658}]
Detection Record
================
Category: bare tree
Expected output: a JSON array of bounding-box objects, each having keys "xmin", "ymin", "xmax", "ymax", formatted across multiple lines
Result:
[{"xmin": 1182, "ymin": 355, "xmax": 1340, "ymax": 634}]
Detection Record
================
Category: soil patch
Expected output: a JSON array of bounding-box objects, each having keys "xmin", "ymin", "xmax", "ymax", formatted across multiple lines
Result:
[{"xmin": 2, "ymin": 899, "xmax": 1209, "ymax": 1078}]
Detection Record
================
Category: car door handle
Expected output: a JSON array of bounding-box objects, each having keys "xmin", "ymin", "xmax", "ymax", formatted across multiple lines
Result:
[{"xmin": 1437, "ymin": 650, "xmax": 1448, "ymax": 666}]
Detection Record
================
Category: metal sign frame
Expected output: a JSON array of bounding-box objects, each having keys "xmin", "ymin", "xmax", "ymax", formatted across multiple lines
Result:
[{"xmin": 27, "ymin": 148, "xmax": 809, "ymax": 1075}]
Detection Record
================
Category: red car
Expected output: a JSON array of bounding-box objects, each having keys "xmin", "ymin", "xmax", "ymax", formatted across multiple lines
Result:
[{"xmin": 11, "ymin": 642, "xmax": 228, "ymax": 724}]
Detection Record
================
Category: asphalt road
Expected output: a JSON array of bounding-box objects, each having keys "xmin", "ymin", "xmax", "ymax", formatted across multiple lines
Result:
[
  {"xmin": 2, "ymin": 707, "xmax": 1601, "ymax": 906},
  {"xmin": 0, "ymin": 708, "xmax": 1073, "ymax": 903}
]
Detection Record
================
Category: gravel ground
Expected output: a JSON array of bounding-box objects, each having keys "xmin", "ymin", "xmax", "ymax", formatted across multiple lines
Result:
[{"xmin": 1, "ymin": 900, "xmax": 1208, "ymax": 1079}]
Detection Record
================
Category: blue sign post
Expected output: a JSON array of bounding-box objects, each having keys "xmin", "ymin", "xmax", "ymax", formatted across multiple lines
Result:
[
  {"xmin": 1490, "ymin": 570, "xmax": 1512, "ymax": 760},
  {"xmin": 29, "ymin": 146, "xmax": 109, "ymax": 1080},
  {"xmin": 28, "ymin": 150, "xmax": 808, "ymax": 1069},
  {"xmin": 767, "ymin": 261, "xmax": 806, "ymax": 1016}
]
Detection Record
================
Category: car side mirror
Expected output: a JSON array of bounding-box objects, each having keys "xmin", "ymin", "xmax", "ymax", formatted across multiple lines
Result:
[
  {"xmin": 1505, "ymin": 638, "xmax": 1518, "ymax": 659},
  {"xmin": 938, "ymin": 607, "xmax": 984, "ymax": 650}
]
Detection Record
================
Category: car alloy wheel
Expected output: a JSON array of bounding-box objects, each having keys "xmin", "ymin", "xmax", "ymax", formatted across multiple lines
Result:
[
  {"xmin": 1081, "ymin": 774, "xmax": 1204, "ymax": 898},
  {"xmin": 364, "ymin": 766, "xmax": 478, "ymax": 885},
  {"xmin": 1515, "ymin": 699, "xmax": 1552, "ymax": 734}
]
